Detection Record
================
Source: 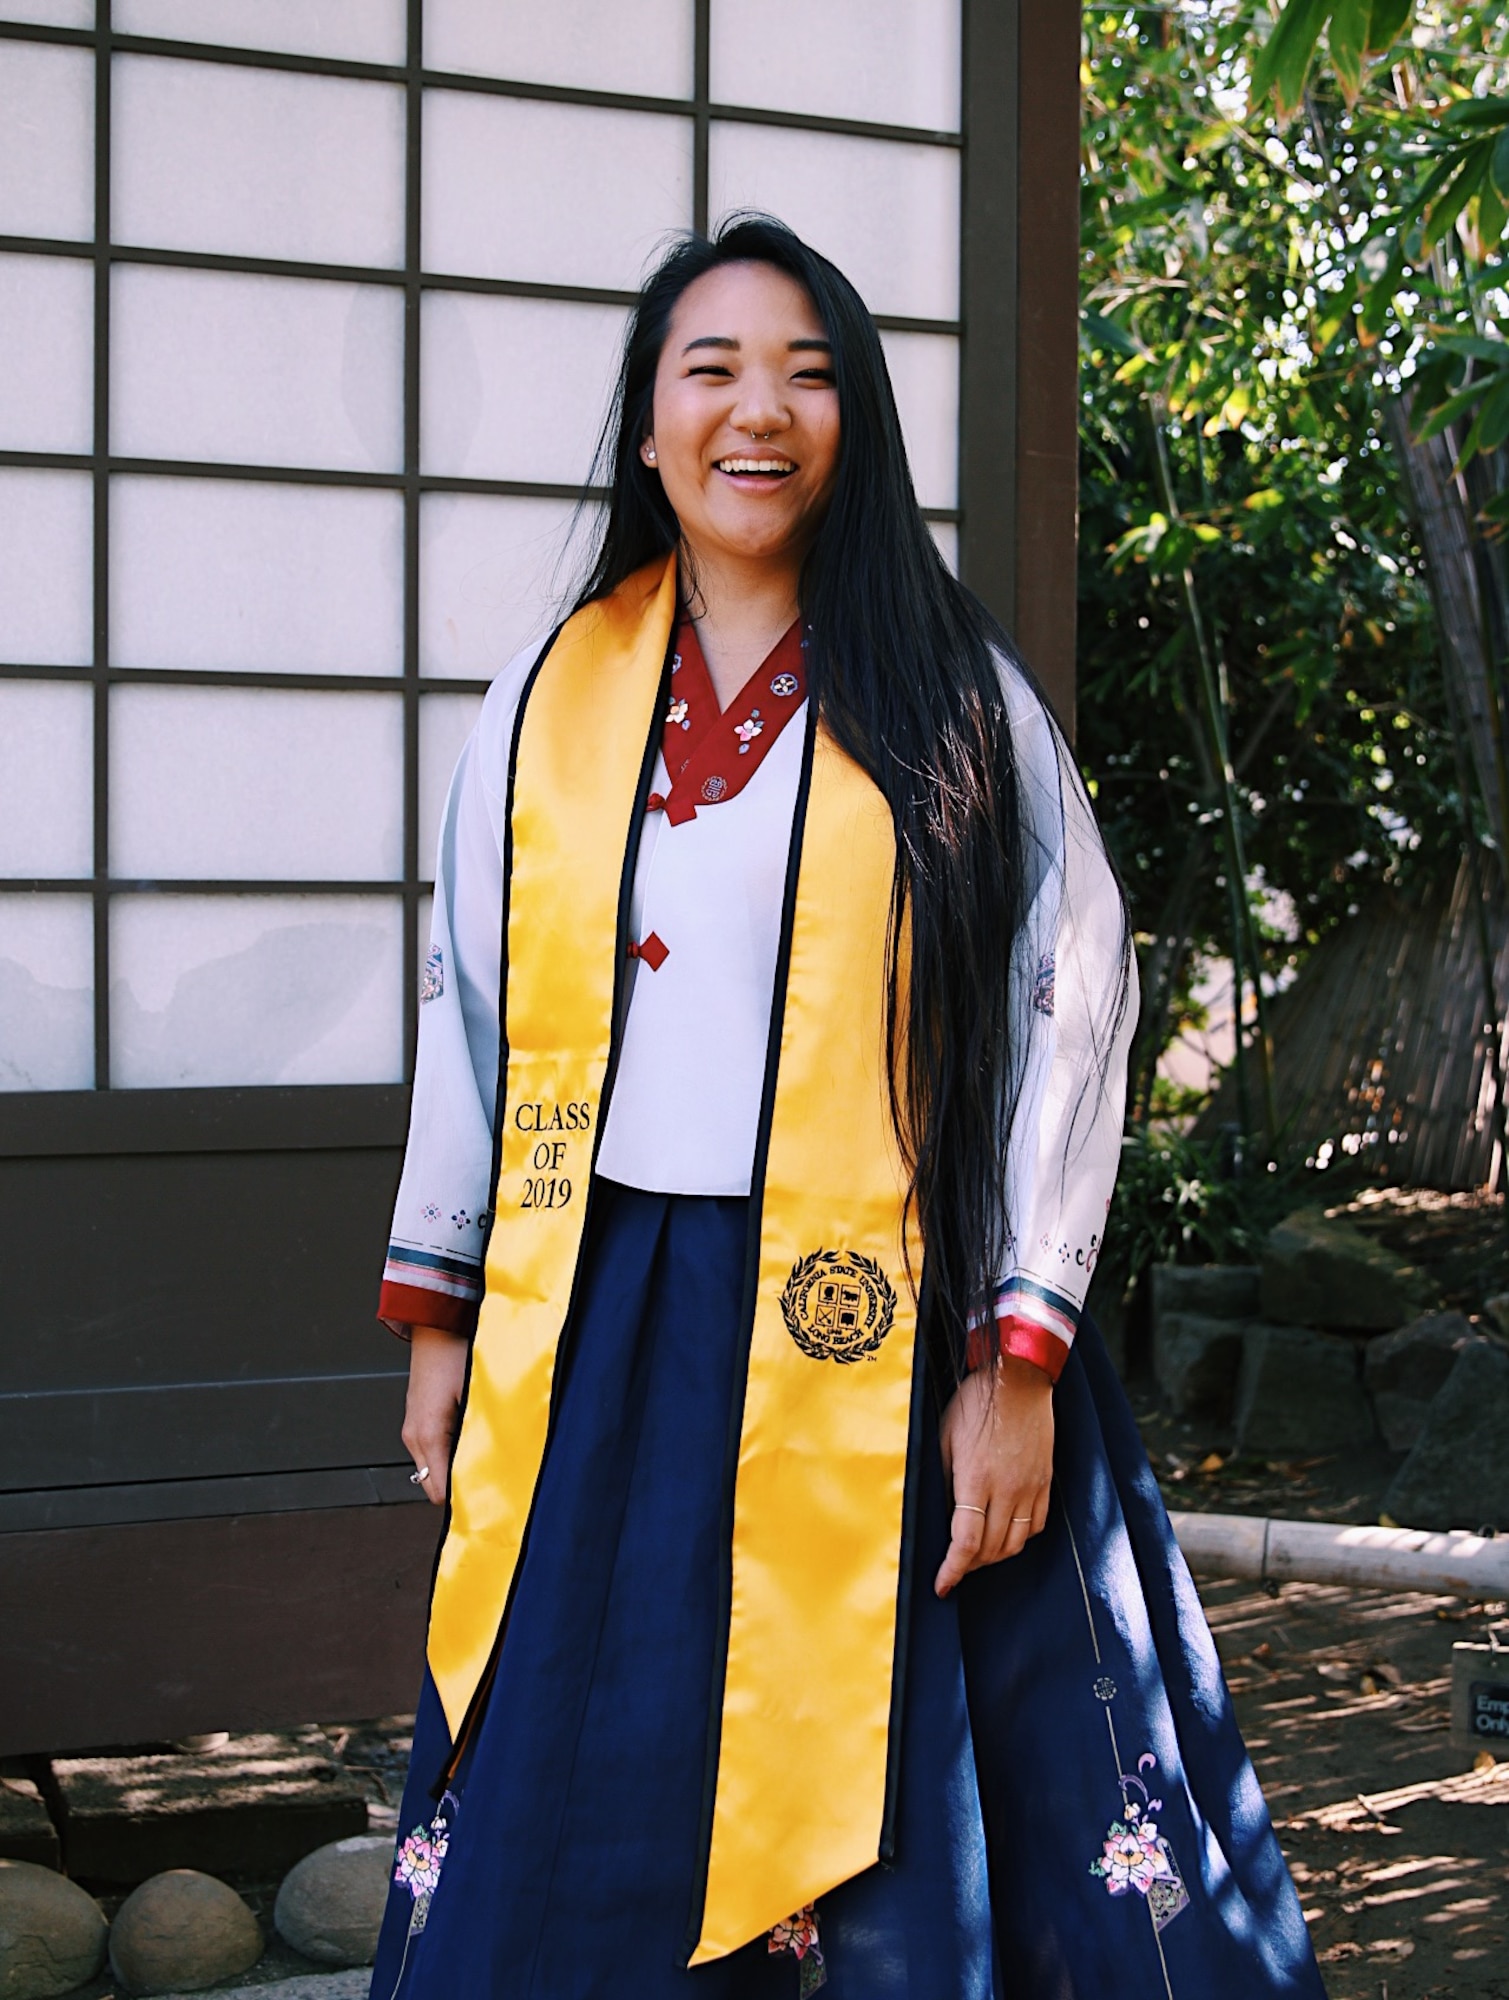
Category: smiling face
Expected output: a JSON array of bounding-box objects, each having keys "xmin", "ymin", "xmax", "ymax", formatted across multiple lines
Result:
[{"xmin": 641, "ymin": 260, "xmax": 841, "ymax": 572}]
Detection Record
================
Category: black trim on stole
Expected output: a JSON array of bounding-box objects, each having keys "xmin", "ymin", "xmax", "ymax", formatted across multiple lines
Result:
[
  {"xmin": 879, "ymin": 1292, "xmax": 929, "ymax": 1862},
  {"xmin": 430, "ymin": 613, "xmax": 675, "ymax": 1797},
  {"xmin": 681, "ymin": 699, "xmax": 820, "ymax": 1965}
]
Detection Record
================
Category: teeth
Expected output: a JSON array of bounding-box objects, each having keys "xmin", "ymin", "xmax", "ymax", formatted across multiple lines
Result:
[{"xmin": 716, "ymin": 457, "xmax": 795, "ymax": 474}]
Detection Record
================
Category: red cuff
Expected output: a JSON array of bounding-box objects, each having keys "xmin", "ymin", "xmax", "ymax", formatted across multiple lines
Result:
[
  {"xmin": 377, "ymin": 1281, "xmax": 478, "ymax": 1340},
  {"xmin": 965, "ymin": 1312, "xmax": 1069, "ymax": 1384}
]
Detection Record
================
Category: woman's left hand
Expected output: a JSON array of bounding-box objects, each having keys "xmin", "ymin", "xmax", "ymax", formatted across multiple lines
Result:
[{"xmin": 934, "ymin": 1353, "xmax": 1054, "ymax": 1598}]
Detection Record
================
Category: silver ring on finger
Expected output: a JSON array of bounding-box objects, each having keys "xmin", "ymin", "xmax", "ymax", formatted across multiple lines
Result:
[
  {"xmin": 953, "ymin": 1503, "xmax": 988, "ymax": 1518},
  {"xmin": 410, "ymin": 1465, "xmax": 431, "ymax": 1485}
]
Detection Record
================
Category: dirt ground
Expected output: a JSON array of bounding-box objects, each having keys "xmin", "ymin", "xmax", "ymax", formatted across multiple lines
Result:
[{"xmin": 1136, "ymin": 1375, "xmax": 1508, "ymax": 2000}]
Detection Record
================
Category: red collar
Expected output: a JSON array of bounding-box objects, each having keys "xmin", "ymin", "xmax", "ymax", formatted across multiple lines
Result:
[{"xmin": 649, "ymin": 617, "xmax": 808, "ymax": 826}]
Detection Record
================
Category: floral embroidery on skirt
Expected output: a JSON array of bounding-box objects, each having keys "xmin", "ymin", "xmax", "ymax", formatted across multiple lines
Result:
[
  {"xmin": 394, "ymin": 1793, "xmax": 457, "ymax": 1937},
  {"xmin": 1090, "ymin": 1753, "xmax": 1190, "ymax": 1933},
  {"xmin": 768, "ymin": 1904, "xmax": 827, "ymax": 1994}
]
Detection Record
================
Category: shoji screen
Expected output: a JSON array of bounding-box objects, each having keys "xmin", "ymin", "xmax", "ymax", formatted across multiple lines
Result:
[{"xmin": 0, "ymin": 0, "xmax": 960, "ymax": 1102}]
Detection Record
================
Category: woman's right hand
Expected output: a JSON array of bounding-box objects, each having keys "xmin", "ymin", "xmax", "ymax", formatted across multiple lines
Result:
[{"xmin": 402, "ymin": 1325, "xmax": 470, "ymax": 1506}]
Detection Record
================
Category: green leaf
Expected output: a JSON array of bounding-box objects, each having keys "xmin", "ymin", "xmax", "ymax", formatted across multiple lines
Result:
[
  {"xmin": 1250, "ymin": 0, "xmax": 1331, "ymax": 115},
  {"xmin": 1421, "ymin": 146, "xmax": 1491, "ymax": 255},
  {"xmin": 1413, "ymin": 377, "xmax": 1493, "ymax": 443},
  {"xmin": 1328, "ymin": 0, "xmax": 1371, "ymax": 99},
  {"xmin": 1441, "ymin": 95, "xmax": 1509, "ymax": 132},
  {"xmin": 1477, "ymin": 176, "xmax": 1508, "ymax": 254},
  {"xmin": 1493, "ymin": 126, "xmax": 1509, "ymax": 201},
  {"xmin": 1462, "ymin": 378, "xmax": 1509, "ymax": 460},
  {"xmin": 1082, "ymin": 309, "xmax": 1142, "ymax": 358},
  {"xmin": 1366, "ymin": 0, "xmax": 1413, "ymax": 47}
]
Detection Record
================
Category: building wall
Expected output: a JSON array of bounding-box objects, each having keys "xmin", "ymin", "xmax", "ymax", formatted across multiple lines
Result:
[{"xmin": 0, "ymin": 0, "xmax": 1079, "ymax": 1751}]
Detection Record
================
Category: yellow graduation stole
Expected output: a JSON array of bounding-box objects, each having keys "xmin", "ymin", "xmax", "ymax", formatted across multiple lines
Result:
[{"xmin": 427, "ymin": 554, "xmax": 920, "ymax": 1962}]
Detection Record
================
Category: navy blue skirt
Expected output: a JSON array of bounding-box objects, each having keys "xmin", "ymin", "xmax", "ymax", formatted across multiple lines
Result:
[{"xmin": 370, "ymin": 1181, "xmax": 1324, "ymax": 2000}]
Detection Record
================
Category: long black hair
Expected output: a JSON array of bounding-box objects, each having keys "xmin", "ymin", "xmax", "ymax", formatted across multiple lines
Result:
[{"xmin": 575, "ymin": 214, "xmax": 1121, "ymax": 1383}]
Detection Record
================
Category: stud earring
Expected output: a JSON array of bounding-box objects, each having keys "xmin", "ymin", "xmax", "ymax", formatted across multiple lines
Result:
[{"xmin": 644, "ymin": 442, "xmax": 657, "ymax": 464}]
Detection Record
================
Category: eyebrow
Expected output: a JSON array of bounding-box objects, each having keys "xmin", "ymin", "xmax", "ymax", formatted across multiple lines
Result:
[{"xmin": 680, "ymin": 335, "xmax": 833, "ymax": 355}]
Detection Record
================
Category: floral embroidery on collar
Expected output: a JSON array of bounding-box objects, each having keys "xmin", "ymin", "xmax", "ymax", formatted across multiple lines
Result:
[
  {"xmin": 734, "ymin": 709, "xmax": 763, "ymax": 752},
  {"xmin": 667, "ymin": 696, "xmax": 690, "ymax": 729}
]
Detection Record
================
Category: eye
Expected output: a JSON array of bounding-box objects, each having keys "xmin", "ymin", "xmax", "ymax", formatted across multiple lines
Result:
[
  {"xmin": 685, "ymin": 362, "xmax": 735, "ymax": 379},
  {"xmin": 792, "ymin": 367, "xmax": 835, "ymax": 384}
]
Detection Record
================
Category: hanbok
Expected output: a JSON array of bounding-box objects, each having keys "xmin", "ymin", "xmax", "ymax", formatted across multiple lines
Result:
[{"xmin": 368, "ymin": 562, "xmax": 1325, "ymax": 1999}]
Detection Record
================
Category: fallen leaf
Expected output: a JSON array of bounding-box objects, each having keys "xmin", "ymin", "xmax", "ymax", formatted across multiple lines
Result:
[
  {"xmin": 1474, "ymin": 1749, "xmax": 1498, "ymax": 1773},
  {"xmin": 1360, "ymin": 1673, "xmax": 1379, "ymax": 1696},
  {"xmin": 1198, "ymin": 1452, "xmax": 1225, "ymax": 1473}
]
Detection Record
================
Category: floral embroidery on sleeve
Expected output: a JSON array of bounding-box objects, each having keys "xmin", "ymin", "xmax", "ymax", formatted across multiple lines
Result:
[
  {"xmin": 1032, "ymin": 948, "xmax": 1056, "ymax": 1016},
  {"xmin": 421, "ymin": 944, "xmax": 444, "ymax": 1004}
]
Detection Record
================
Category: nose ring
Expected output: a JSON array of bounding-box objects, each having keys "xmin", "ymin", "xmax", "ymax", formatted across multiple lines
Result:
[{"xmin": 750, "ymin": 429, "xmax": 771, "ymax": 443}]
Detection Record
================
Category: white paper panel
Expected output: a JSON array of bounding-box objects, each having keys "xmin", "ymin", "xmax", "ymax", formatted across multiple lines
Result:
[
  {"xmin": 111, "ymin": 477, "xmax": 403, "ymax": 674},
  {"xmin": 929, "ymin": 519, "xmax": 958, "ymax": 576},
  {"xmin": 711, "ymin": 0, "xmax": 960, "ymax": 131},
  {"xmin": 5, "ymin": 2, "xmax": 92, "ymax": 29},
  {"xmin": 709, "ymin": 123, "xmax": 959, "ymax": 321},
  {"xmin": 0, "ymin": 894, "xmax": 93, "ymax": 1090},
  {"xmin": 423, "ymin": 92, "xmax": 691, "ymax": 292},
  {"xmin": 0, "ymin": 471, "xmax": 93, "ymax": 666},
  {"xmin": 0, "ymin": 253, "xmax": 93, "ymax": 454},
  {"xmin": 111, "ymin": 265, "xmax": 403, "ymax": 472},
  {"xmin": 114, "ymin": 0, "xmax": 405, "ymax": 64},
  {"xmin": 421, "ymin": 293, "xmax": 625, "ymax": 484},
  {"xmin": 421, "ymin": 493, "xmax": 590, "ymax": 679},
  {"xmin": 419, "ymin": 691, "xmax": 484, "ymax": 877},
  {"xmin": 111, "ymin": 893, "xmax": 403, "ymax": 1086},
  {"xmin": 112, "ymin": 55, "xmax": 405, "ymax": 268},
  {"xmin": 0, "ymin": 42, "xmax": 93, "ymax": 243},
  {"xmin": 0, "ymin": 680, "xmax": 92, "ymax": 877},
  {"xmin": 111, "ymin": 687, "xmax": 403, "ymax": 881},
  {"xmin": 879, "ymin": 330, "xmax": 958, "ymax": 511},
  {"xmin": 425, "ymin": 0, "xmax": 693, "ymax": 98}
]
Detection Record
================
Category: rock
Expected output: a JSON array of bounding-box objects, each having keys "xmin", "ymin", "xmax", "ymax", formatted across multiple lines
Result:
[
  {"xmin": 1259, "ymin": 1206, "xmax": 1427, "ymax": 1331},
  {"xmin": 1384, "ymin": 1340, "xmax": 1509, "ymax": 1533},
  {"xmin": 1363, "ymin": 1310, "xmax": 1485, "ymax": 1452},
  {"xmin": 1234, "ymin": 1324, "xmax": 1376, "ymax": 1456},
  {"xmin": 109, "ymin": 1871, "xmax": 261, "ymax": 1996},
  {"xmin": 0, "ymin": 1859, "xmax": 106, "ymax": 1999},
  {"xmin": 1149, "ymin": 1264, "xmax": 1261, "ymax": 1326},
  {"xmin": 273, "ymin": 1835, "xmax": 391, "ymax": 1969},
  {"xmin": 1153, "ymin": 1312, "xmax": 1247, "ymax": 1420},
  {"xmin": 0, "ymin": 1781, "xmax": 58, "ymax": 1869},
  {"xmin": 156, "ymin": 1976, "xmax": 369, "ymax": 2000},
  {"xmin": 53, "ymin": 1729, "xmax": 368, "ymax": 1884}
]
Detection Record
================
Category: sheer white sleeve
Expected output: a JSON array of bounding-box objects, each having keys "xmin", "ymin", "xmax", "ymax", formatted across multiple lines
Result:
[
  {"xmin": 377, "ymin": 639, "xmax": 544, "ymax": 1335},
  {"xmin": 986, "ymin": 661, "xmax": 1137, "ymax": 1380}
]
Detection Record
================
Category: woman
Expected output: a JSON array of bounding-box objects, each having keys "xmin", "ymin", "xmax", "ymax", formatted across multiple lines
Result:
[{"xmin": 369, "ymin": 217, "xmax": 1323, "ymax": 2000}]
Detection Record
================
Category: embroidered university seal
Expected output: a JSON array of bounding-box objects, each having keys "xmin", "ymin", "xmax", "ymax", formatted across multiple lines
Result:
[{"xmin": 780, "ymin": 1249, "xmax": 896, "ymax": 1364}]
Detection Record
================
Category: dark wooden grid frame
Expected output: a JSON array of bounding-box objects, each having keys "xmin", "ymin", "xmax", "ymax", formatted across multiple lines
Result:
[{"xmin": 0, "ymin": 2, "xmax": 967, "ymax": 1130}]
